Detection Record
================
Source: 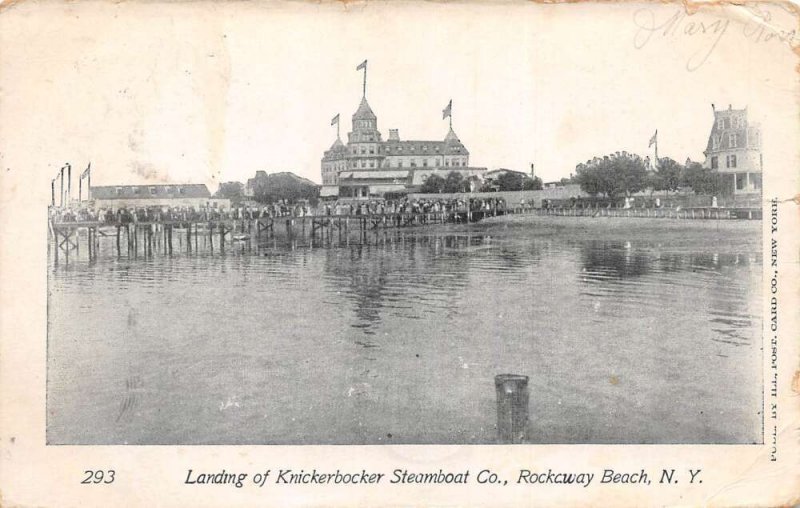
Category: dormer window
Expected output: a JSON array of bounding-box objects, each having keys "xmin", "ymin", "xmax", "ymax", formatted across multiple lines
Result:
[
  {"xmin": 149, "ymin": 186, "xmax": 157, "ymax": 195},
  {"xmin": 729, "ymin": 133, "xmax": 738, "ymax": 148},
  {"xmin": 116, "ymin": 187, "xmax": 123, "ymax": 195},
  {"xmin": 712, "ymin": 135, "xmax": 720, "ymax": 149}
]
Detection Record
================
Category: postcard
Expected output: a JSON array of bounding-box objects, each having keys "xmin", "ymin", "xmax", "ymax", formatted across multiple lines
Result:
[{"xmin": 0, "ymin": 1, "xmax": 797, "ymax": 506}]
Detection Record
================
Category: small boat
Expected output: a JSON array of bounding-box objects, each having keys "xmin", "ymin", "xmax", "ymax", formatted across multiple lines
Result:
[{"xmin": 232, "ymin": 234, "xmax": 250, "ymax": 242}]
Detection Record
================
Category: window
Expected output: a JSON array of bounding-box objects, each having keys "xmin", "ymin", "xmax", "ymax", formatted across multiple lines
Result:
[
  {"xmin": 410, "ymin": 146, "xmax": 415, "ymax": 152},
  {"xmin": 369, "ymin": 147, "xmax": 375, "ymax": 154},
  {"xmin": 423, "ymin": 160, "xmax": 428, "ymax": 167},
  {"xmin": 729, "ymin": 133, "xmax": 738, "ymax": 148},
  {"xmin": 736, "ymin": 173, "xmax": 746, "ymax": 190},
  {"xmin": 723, "ymin": 118, "xmax": 730, "ymax": 129},
  {"xmin": 726, "ymin": 154, "xmax": 737, "ymax": 168},
  {"xmin": 751, "ymin": 173, "xmax": 762, "ymax": 189},
  {"xmin": 422, "ymin": 145, "xmax": 428, "ymax": 151},
  {"xmin": 149, "ymin": 186, "xmax": 157, "ymax": 195},
  {"xmin": 410, "ymin": 161, "xmax": 417, "ymax": 168},
  {"xmin": 360, "ymin": 147, "xmax": 366, "ymax": 154},
  {"xmin": 116, "ymin": 187, "xmax": 123, "ymax": 195},
  {"xmin": 360, "ymin": 161, "xmax": 366, "ymax": 168},
  {"xmin": 133, "ymin": 187, "xmax": 141, "ymax": 194},
  {"xmin": 711, "ymin": 156, "xmax": 718, "ymax": 169},
  {"xmin": 397, "ymin": 147, "xmax": 403, "ymax": 152},
  {"xmin": 398, "ymin": 161, "xmax": 403, "ymax": 168},
  {"xmin": 178, "ymin": 187, "xmax": 185, "ymax": 195},
  {"xmin": 712, "ymin": 135, "xmax": 720, "ymax": 149},
  {"xmin": 717, "ymin": 118, "xmax": 724, "ymax": 130},
  {"xmin": 445, "ymin": 160, "xmax": 450, "ymax": 167}
]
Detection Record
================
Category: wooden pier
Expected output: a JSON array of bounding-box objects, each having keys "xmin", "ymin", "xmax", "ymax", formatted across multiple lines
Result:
[
  {"xmin": 49, "ymin": 204, "xmax": 760, "ymax": 264},
  {"xmin": 48, "ymin": 209, "xmax": 502, "ymax": 264}
]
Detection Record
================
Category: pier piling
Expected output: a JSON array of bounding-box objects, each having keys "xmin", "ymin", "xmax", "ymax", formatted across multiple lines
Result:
[{"xmin": 494, "ymin": 374, "xmax": 529, "ymax": 444}]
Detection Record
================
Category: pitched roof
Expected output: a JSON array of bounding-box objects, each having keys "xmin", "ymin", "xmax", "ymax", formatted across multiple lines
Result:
[
  {"xmin": 352, "ymin": 97, "xmax": 377, "ymax": 120},
  {"xmin": 383, "ymin": 139, "xmax": 469, "ymax": 156},
  {"xmin": 444, "ymin": 127, "xmax": 461, "ymax": 144},
  {"xmin": 339, "ymin": 170, "xmax": 411, "ymax": 180},
  {"xmin": 91, "ymin": 184, "xmax": 211, "ymax": 200}
]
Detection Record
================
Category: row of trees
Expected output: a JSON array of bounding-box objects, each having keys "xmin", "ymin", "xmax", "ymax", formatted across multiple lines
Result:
[
  {"xmin": 214, "ymin": 172, "xmax": 320, "ymax": 206},
  {"xmin": 574, "ymin": 154, "xmax": 724, "ymax": 198},
  {"xmin": 418, "ymin": 170, "xmax": 543, "ymax": 194}
]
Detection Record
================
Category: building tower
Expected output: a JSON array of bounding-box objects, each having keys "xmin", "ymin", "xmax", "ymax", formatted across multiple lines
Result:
[
  {"xmin": 320, "ymin": 138, "xmax": 347, "ymax": 189},
  {"xmin": 703, "ymin": 104, "xmax": 762, "ymax": 196}
]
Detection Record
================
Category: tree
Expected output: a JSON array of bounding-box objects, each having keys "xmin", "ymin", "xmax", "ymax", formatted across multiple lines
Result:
[
  {"xmin": 522, "ymin": 176, "xmax": 543, "ymax": 190},
  {"xmin": 575, "ymin": 153, "xmax": 647, "ymax": 198},
  {"xmin": 682, "ymin": 161, "xmax": 725, "ymax": 196},
  {"xmin": 251, "ymin": 172, "xmax": 319, "ymax": 204},
  {"xmin": 443, "ymin": 171, "xmax": 468, "ymax": 193},
  {"xmin": 419, "ymin": 174, "xmax": 445, "ymax": 193},
  {"xmin": 651, "ymin": 157, "xmax": 683, "ymax": 193},
  {"xmin": 214, "ymin": 181, "xmax": 245, "ymax": 205},
  {"xmin": 496, "ymin": 172, "xmax": 524, "ymax": 191}
]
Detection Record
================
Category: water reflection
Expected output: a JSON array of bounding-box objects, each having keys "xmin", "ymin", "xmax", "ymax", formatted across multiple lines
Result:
[{"xmin": 47, "ymin": 221, "xmax": 763, "ymax": 444}]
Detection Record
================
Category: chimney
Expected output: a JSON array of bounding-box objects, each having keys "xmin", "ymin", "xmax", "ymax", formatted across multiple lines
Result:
[
  {"xmin": 712, "ymin": 103, "xmax": 715, "ymax": 111},
  {"xmin": 388, "ymin": 129, "xmax": 400, "ymax": 141},
  {"xmin": 530, "ymin": 163, "xmax": 535, "ymax": 179}
]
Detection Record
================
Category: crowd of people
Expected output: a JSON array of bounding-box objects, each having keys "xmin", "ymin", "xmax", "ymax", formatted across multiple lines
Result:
[{"xmin": 49, "ymin": 197, "xmax": 509, "ymax": 224}]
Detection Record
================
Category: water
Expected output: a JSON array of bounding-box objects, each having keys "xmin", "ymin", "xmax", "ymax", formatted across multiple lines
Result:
[{"xmin": 47, "ymin": 217, "xmax": 762, "ymax": 444}]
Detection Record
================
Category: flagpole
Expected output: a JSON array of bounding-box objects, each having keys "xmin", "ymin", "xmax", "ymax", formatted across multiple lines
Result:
[
  {"xmin": 449, "ymin": 101, "xmax": 452, "ymax": 130},
  {"xmin": 362, "ymin": 64, "xmax": 367, "ymax": 98},
  {"xmin": 654, "ymin": 135, "xmax": 659, "ymax": 169}
]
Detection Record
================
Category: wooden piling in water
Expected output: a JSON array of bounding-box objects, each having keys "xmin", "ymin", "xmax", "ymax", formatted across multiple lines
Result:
[{"xmin": 495, "ymin": 374, "xmax": 529, "ymax": 444}]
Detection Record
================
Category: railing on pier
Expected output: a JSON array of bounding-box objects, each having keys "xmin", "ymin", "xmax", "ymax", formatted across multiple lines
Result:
[
  {"xmin": 48, "ymin": 204, "xmax": 761, "ymax": 264},
  {"xmin": 47, "ymin": 208, "xmax": 508, "ymax": 264}
]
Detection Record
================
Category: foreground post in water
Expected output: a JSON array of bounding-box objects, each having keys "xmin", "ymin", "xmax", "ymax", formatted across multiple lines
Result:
[{"xmin": 494, "ymin": 374, "xmax": 529, "ymax": 443}]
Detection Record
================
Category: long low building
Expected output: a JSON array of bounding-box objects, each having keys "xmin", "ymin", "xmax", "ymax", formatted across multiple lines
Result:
[{"xmin": 89, "ymin": 184, "xmax": 230, "ymax": 210}]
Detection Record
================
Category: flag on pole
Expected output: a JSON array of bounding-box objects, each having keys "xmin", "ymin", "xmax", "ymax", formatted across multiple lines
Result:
[
  {"xmin": 356, "ymin": 59, "xmax": 367, "ymax": 71},
  {"xmin": 331, "ymin": 113, "xmax": 340, "ymax": 126},
  {"xmin": 81, "ymin": 164, "xmax": 91, "ymax": 178},
  {"xmin": 442, "ymin": 99, "xmax": 452, "ymax": 120},
  {"xmin": 648, "ymin": 130, "xmax": 658, "ymax": 147}
]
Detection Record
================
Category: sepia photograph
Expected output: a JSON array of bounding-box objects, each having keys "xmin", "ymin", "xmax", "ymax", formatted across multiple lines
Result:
[
  {"xmin": 2, "ymin": 1, "xmax": 799, "ymax": 505},
  {"xmin": 40, "ymin": 3, "xmax": 774, "ymax": 447}
]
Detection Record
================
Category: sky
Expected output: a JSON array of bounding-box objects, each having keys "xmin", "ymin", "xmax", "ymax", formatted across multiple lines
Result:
[{"xmin": 1, "ymin": 1, "xmax": 797, "ymax": 193}]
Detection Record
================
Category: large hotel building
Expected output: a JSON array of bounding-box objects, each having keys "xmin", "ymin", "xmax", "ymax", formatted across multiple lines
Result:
[{"xmin": 320, "ymin": 74, "xmax": 486, "ymax": 199}]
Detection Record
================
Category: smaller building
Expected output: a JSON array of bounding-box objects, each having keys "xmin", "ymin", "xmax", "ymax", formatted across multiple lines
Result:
[
  {"xmin": 703, "ymin": 104, "xmax": 762, "ymax": 196},
  {"xmin": 90, "ymin": 184, "xmax": 230, "ymax": 211}
]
